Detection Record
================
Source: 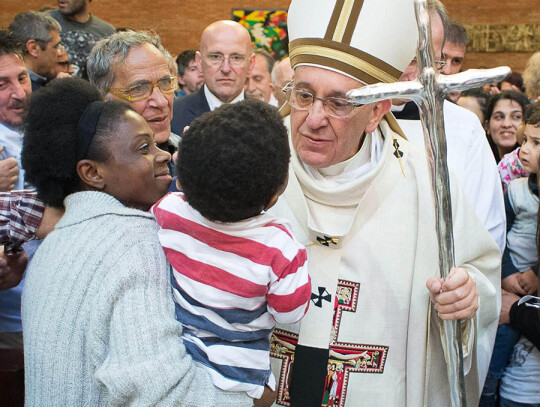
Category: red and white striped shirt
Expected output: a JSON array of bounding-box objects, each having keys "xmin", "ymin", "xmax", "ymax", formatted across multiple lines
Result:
[{"xmin": 151, "ymin": 192, "xmax": 311, "ymax": 398}]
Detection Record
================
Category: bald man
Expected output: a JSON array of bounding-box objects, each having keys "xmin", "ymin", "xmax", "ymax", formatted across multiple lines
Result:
[
  {"xmin": 271, "ymin": 57, "xmax": 293, "ymax": 108},
  {"xmin": 171, "ymin": 21, "xmax": 255, "ymax": 133}
]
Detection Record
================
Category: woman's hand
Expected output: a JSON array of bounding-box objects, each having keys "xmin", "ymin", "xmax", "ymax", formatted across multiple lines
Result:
[{"xmin": 253, "ymin": 385, "xmax": 277, "ymax": 407}]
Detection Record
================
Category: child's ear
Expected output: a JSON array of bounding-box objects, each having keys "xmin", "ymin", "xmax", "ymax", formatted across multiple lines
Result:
[{"xmin": 264, "ymin": 193, "xmax": 280, "ymax": 211}]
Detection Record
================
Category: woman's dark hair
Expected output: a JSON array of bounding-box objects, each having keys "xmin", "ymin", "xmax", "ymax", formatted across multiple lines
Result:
[
  {"xmin": 22, "ymin": 77, "xmax": 135, "ymax": 207},
  {"xmin": 177, "ymin": 98, "xmax": 290, "ymax": 222},
  {"xmin": 486, "ymin": 90, "xmax": 530, "ymax": 123}
]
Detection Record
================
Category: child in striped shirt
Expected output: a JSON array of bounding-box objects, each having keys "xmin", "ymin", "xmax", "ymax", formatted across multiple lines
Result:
[{"xmin": 151, "ymin": 99, "xmax": 311, "ymax": 401}]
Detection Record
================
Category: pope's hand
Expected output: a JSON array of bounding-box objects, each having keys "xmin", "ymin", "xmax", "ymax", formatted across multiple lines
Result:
[{"xmin": 426, "ymin": 267, "xmax": 478, "ymax": 320}]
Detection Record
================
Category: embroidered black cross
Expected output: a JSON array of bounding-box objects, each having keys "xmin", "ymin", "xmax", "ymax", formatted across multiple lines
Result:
[
  {"xmin": 311, "ymin": 286, "xmax": 332, "ymax": 308},
  {"xmin": 393, "ymin": 139, "xmax": 403, "ymax": 158},
  {"xmin": 316, "ymin": 235, "xmax": 339, "ymax": 246}
]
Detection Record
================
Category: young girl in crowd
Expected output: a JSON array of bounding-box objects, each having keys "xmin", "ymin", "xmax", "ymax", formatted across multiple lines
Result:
[
  {"xmin": 151, "ymin": 99, "xmax": 311, "ymax": 400},
  {"xmin": 481, "ymin": 102, "xmax": 540, "ymax": 407},
  {"xmin": 19, "ymin": 78, "xmax": 253, "ymax": 406},
  {"xmin": 498, "ymin": 122, "xmax": 528, "ymax": 192}
]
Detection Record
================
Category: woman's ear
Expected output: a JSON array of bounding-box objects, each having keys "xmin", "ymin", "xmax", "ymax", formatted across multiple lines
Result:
[{"xmin": 76, "ymin": 160, "xmax": 105, "ymax": 190}]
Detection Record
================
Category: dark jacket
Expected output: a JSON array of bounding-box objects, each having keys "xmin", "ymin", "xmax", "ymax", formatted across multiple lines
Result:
[{"xmin": 170, "ymin": 87, "xmax": 210, "ymax": 135}]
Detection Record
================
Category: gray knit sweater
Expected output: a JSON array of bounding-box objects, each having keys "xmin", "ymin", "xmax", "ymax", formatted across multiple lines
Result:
[{"xmin": 22, "ymin": 191, "xmax": 252, "ymax": 406}]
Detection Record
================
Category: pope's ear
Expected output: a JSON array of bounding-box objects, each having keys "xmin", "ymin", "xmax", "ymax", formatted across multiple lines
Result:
[
  {"xmin": 365, "ymin": 99, "xmax": 391, "ymax": 133},
  {"xmin": 76, "ymin": 159, "xmax": 106, "ymax": 190}
]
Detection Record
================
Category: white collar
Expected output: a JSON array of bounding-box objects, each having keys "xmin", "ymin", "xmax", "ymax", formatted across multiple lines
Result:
[
  {"xmin": 268, "ymin": 93, "xmax": 279, "ymax": 107},
  {"xmin": 305, "ymin": 129, "xmax": 384, "ymax": 185},
  {"xmin": 204, "ymin": 84, "xmax": 245, "ymax": 111}
]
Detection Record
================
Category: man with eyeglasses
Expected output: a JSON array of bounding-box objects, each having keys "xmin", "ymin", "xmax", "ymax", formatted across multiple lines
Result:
[
  {"xmin": 88, "ymin": 30, "xmax": 180, "ymax": 177},
  {"xmin": 171, "ymin": 21, "xmax": 255, "ymax": 134},
  {"xmin": 266, "ymin": 0, "xmax": 499, "ymax": 405},
  {"xmin": 392, "ymin": 0, "xmax": 505, "ymax": 255},
  {"xmin": 9, "ymin": 11, "xmax": 70, "ymax": 92}
]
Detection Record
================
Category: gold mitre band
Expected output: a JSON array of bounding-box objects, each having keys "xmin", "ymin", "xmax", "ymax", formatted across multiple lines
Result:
[{"xmin": 289, "ymin": 38, "xmax": 403, "ymax": 85}]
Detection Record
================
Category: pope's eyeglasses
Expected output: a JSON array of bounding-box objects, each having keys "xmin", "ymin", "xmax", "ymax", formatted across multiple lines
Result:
[{"xmin": 283, "ymin": 81, "xmax": 365, "ymax": 118}]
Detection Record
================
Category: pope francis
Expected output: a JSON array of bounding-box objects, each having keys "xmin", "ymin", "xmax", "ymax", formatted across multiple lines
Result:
[{"xmin": 268, "ymin": 0, "xmax": 501, "ymax": 406}]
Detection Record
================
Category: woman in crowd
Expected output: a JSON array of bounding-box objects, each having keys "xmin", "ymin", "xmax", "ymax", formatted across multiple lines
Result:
[
  {"xmin": 486, "ymin": 90, "xmax": 530, "ymax": 163},
  {"xmin": 19, "ymin": 78, "xmax": 253, "ymax": 406}
]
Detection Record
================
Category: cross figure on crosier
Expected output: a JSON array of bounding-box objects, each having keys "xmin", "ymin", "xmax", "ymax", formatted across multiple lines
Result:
[{"xmin": 347, "ymin": 1, "xmax": 510, "ymax": 406}]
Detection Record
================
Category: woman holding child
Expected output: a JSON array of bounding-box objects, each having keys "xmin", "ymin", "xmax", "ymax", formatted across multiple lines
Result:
[{"xmin": 20, "ymin": 78, "xmax": 254, "ymax": 406}]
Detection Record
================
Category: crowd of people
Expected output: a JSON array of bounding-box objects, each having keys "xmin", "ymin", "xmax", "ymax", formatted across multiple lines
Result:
[{"xmin": 0, "ymin": 0, "xmax": 539, "ymax": 406}]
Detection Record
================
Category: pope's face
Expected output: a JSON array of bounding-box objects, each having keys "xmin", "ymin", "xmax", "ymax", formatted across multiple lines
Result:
[{"xmin": 290, "ymin": 66, "xmax": 384, "ymax": 169}]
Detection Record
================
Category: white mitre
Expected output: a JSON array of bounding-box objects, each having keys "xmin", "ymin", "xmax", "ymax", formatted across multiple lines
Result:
[{"xmin": 284, "ymin": 0, "xmax": 419, "ymax": 135}]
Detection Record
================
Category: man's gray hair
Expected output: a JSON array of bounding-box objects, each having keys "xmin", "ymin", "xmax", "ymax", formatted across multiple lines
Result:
[
  {"xmin": 163, "ymin": 50, "xmax": 178, "ymax": 77},
  {"xmin": 254, "ymin": 48, "xmax": 275, "ymax": 75},
  {"xmin": 9, "ymin": 11, "xmax": 61, "ymax": 54},
  {"xmin": 88, "ymin": 30, "xmax": 169, "ymax": 95},
  {"xmin": 446, "ymin": 18, "xmax": 469, "ymax": 48}
]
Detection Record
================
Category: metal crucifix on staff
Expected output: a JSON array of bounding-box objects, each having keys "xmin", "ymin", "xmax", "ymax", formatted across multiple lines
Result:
[{"xmin": 347, "ymin": 0, "xmax": 510, "ymax": 406}]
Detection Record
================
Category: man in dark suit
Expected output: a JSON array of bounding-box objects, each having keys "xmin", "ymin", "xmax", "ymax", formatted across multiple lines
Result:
[{"xmin": 171, "ymin": 20, "xmax": 254, "ymax": 133}]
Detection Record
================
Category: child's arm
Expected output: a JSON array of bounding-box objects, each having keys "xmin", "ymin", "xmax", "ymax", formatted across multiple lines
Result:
[
  {"xmin": 501, "ymin": 189, "xmax": 528, "ymax": 295},
  {"xmin": 501, "ymin": 240, "xmax": 527, "ymax": 295},
  {"xmin": 266, "ymin": 241, "xmax": 311, "ymax": 325}
]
